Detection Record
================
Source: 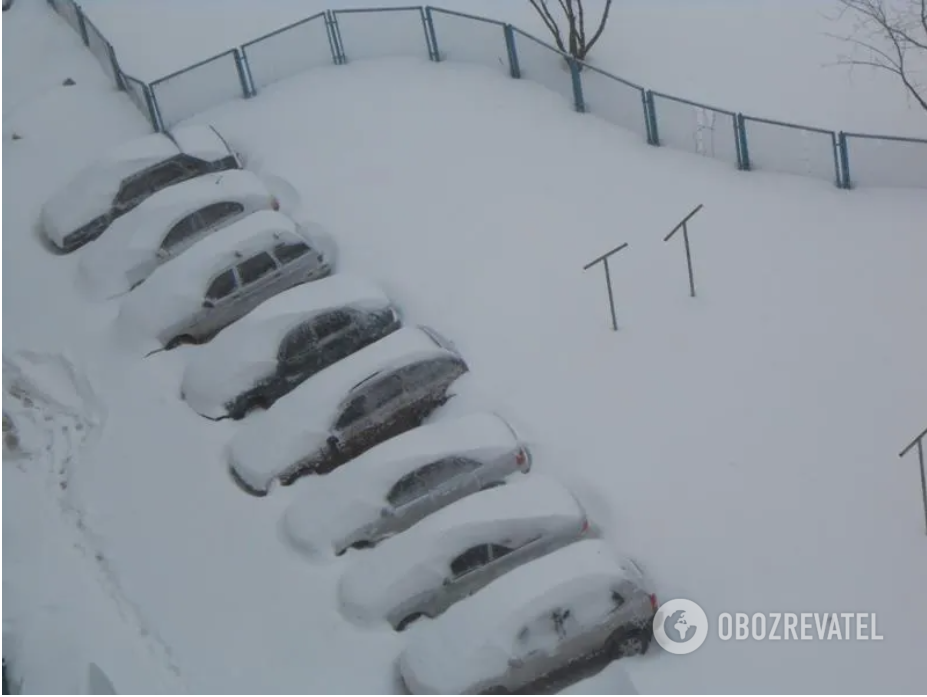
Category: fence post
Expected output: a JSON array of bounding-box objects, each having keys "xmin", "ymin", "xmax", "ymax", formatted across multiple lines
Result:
[
  {"xmin": 645, "ymin": 90, "xmax": 660, "ymax": 146},
  {"xmin": 736, "ymin": 113, "xmax": 751, "ymax": 171},
  {"xmin": 837, "ymin": 132, "xmax": 851, "ymax": 189},
  {"xmin": 424, "ymin": 7, "xmax": 441, "ymax": 62},
  {"xmin": 569, "ymin": 59, "xmax": 585, "ymax": 113},
  {"xmin": 75, "ymin": 5, "xmax": 89, "ymax": 45},
  {"xmin": 503, "ymin": 25, "xmax": 521, "ymax": 79},
  {"xmin": 234, "ymin": 48, "xmax": 255, "ymax": 98},
  {"xmin": 144, "ymin": 84, "xmax": 165, "ymax": 133},
  {"xmin": 107, "ymin": 43, "xmax": 126, "ymax": 91},
  {"xmin": 327, "ymin": 11, "xmax": 346, "ymax": 64}
]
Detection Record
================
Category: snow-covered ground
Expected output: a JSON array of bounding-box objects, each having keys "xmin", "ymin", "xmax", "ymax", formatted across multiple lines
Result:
[{"xmin": 4, "ymin": 0, "xmax": 927, "ymax": 694}]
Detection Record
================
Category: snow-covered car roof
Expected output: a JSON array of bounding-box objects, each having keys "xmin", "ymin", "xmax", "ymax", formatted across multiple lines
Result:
[
  {"xmin": 227, "ymin": 326, "xmax": 464, "ymax": 493},
  {"xmin": 282, "ymin": 412, "xmax": 525, "ymax": 555},
  {"xmin": 40, "ymin": 125, "xmax": 232, "ymax": 245},
  {"xmin": 113, "ymin": 210, "xmax": 313, "ymax": 350},
  {"xmin": 181, "ymin": 276, "xmax": 395, "ymax": 418},
  {"xmin": 337, "ymin": 475, "xmax": 586, "ymax": 624},
  {"xmin": 399, "ymin": 539, "xmax": 644, "ymax": 695},
  {"xmin": 77, "ymin": 170, "xmax": 277, "ymax": 300}
]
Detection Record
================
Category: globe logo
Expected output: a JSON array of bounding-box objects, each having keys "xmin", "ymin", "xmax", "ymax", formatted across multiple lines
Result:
[
  {"xmin": 664, "ymin": 609, "xmax": 698, "ymax": 643},
  {"xmin": 653, "ymin": 598, "xmax": 709, "ymax": 654}
]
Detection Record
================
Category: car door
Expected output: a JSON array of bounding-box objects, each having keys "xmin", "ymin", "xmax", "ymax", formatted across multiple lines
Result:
[
  {"xmin": 271, "ymin": 238, "xmax": 320, "ymax": 284},
  {"xmin": 193, "ymin": 267, "xmax": 241, "ymax": 339},
  {"xmin": 233, "ymin": 250, "xmax": 282, "ymax": 317},
  {"xmin": 381, "ymin": 457, "xmax": 473, "ymax": 532},
  {"xmin": 160, "ymin": 201, "xmax": 245, "ymax": 261},
  {"xmin": 276, "ymin": 319, "xmax": 321, "ymax": 384},
  {"xmin": 334, "ymin": 371, "xmax": 405, "ymax": 458},
  {"xmin": 113, "ymin": 158, "xmax": 195, "ymax": 215},
  {"xmin": 419, "ymin": 456, "xmax": 483, "ymax": 511},
  {"xmin": 442, "ymin": 544, "xmax": 494, "ymax": 613},
  {"xmin": 311, "ymin": 310, "xmax": 356, "ymax": 367},
  {"xmin": 506, "ymin": 608, "xmax": 571, "ymax": 689}
]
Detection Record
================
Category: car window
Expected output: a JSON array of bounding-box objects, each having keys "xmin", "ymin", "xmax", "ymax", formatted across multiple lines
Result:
[
  {"xmin": 335, "ymin": 394, "xmax": 367, "ymax": 430},
  {"xmin": 365, "ymin": 372, "xmax": 404, "ymax": 411},
  {"xmin": 314, "ymin": 311, "xmax": 352, "ymax": 341},
  {"xmin": 273, "ymin": 239, "xmax": 311, "ymax": 265},
  {"xmin": 386, "ymin": 470, "xmax": 427, "ymax": 508},
  {"xmin": 237, "ymin": 251, "xmax": 277, "ymax": 285},
  {"xmin": 450, "ymin": 544, "xmax": 492, "ymax": 578},
  {"xmin": 417, "ymin": 456, "xmax": 480, "ymax": 492},
  {"xmin": 278, "ymin": 320, "xmax": 316, "ymax": 363},
  {"xmin": 161, "ymin": 211, "xmax": 202, "ymax": 251},
  {"xmin": 488, "ymin": 543, "xmax": 514, "ymax": 561},
  {"xmin": 117, "ymin": 161, "xmax": 187, "ymax": 205},
  {"xmin": 401, "ymin": 356, "xmax": 463, "ymax": 390},
  {"xmin": 205, "ymin": 268, "xmax": 237, "ymax": 302},
  {"xmin": 199, "ymin": 201, "xmax": 244, "ymax": 228}
]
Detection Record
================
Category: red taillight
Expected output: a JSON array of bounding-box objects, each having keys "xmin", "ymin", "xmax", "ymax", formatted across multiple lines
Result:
[
  {"xmin": 515, "ymin": 447, "xmax": 530, "ymax": 471},
  {"xmin": 515, "ymin": 449, "xmax": 526, "ymax": 465},
  {"xmin": 650, "ymin": 593, "xmax": 658, "ymax": 611},
  {"xmin": 271, "ymin": 197, "xmax": 280, "ymax": 211}
]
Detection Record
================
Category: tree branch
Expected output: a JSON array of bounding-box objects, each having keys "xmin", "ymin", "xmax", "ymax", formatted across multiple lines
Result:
[
  {"xmin": 528, "ymin": 0, "xmax": 567, "ymax": 52},
  {"xmin": 583, "ymin": 0, "xmax": 614, "ymax": 56}
]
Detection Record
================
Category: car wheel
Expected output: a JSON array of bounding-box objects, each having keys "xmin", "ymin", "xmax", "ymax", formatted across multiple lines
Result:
[
  {"xmin": 608, "ymin": 629, "xmax": 646, "ymax": 659},
  {"xmin": 396, "ymin": 613, "xmax": 426, "ymax": 632},
  {"xmin": 165, "ymin": 334, "xmax": 196, "ymax": 350},
  {"xmin": 480, "ymin": 481, "xmax": 505, "ymax": 491}
]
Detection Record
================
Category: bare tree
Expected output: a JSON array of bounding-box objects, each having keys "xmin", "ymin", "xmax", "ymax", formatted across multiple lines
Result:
[
  {"xmin": 830, "ymin": 0, "xmax": 927, "ymax": 112},
  {"xmin": 527, "ymin": 0, "xmax": 614, "ymax": 64}
]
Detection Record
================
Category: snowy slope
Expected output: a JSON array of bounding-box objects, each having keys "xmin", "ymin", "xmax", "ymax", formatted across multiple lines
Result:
[{"xmin": 4, "ymin": 0, "xmax": 927, "ymax": 694}]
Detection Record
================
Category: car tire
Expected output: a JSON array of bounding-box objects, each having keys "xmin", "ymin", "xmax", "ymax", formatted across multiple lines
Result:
[
  {"xmin": 608, "ymin": 628, "xmax": 647, "ymax": 659},
  {"xmin": 165, "ymin": 334, "xmax": 196, "ymax": 350},
  {"xmin": 396, "ymin": 613, "xmax": 426, "ymax": 632}
]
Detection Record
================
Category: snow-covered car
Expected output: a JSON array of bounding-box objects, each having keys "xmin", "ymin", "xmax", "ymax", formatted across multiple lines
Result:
[
  {"xmin": 41, "ymin": 124, "xmax": 241, "ymax": 252},
  {"xmin": 397, "ymin": 539, "xmax": 659, "ymax": 695},
  {"xmin": 180, "ymin": 275, "xmax": 402, "ymax": 420},
  {"xmin": 337, "ymin": 475, "xmax": 589, "ymax": 631},
  {"xmin": 227, "ymin": 325, "xmax": 469, "ymax": 496},
  {"xmin": 76, "ymin": 170, "xmax": 284, "ymax": 299},
  {"xmin": 114, "ymin": 210, "xmax": 334, "ymax": 352},
  {"xmin": 282, "ymin": 412, "xmax": 532, "ymax": 557}
]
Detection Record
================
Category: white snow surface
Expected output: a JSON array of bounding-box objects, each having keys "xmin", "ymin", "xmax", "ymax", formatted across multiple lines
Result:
[
  {"xmin": 5, "ymin": 0, "xmax": 927, "ymax": 694},
  {"xmin": 398, "ymin": 538, "xmax": 639, "ymax": 694},
  {"xmin": 113, "ymin": 210, "xmax": 311, "ymax": 351},
  {"xmin": 180, "ymin": 275, "xmax": 393, "ymax": 418},
  {"xmin": 282, "ymin": 411, "xmax": 522, "ymax": 555},
  {"xmin": 76, "ymin": 169, "xmax": 277, "ymax": 299},
  {"xmin": 337, "ymin": 474, "xmax": 585, "ymax": 625},
  {"xmin": 226, "ymin": 325, "xmax": 463, "ymax": 492}
]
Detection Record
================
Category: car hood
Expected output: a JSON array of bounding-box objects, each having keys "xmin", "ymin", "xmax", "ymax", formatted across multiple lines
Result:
[
  {"xmin": 113, "ymin": 284, "xmax": 198, "ymax": 353},
  {"xmin": 40, "ymin": 174, "xmax": 117, "ymax": 246},
  {"xmin": 282, "ymin": 482, "xmax": 382, "ymax": 557},
  {"xmin": 227, "ymin": 409, "xmax": 330, "ymax": 493}
]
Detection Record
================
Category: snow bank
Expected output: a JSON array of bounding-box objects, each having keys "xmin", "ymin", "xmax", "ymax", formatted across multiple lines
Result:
[
  {"xmin": 113, "ymin": 210, "xmax": 314, "ymax": 351},
  {"xmin": 180, "ymin": 275, "xmax": 393, "ymax": 418},
  {"xmin": 398, "ymin": 539, "xmax": 636, "ymax": 694},
  {"xmin": 337, "ymin": 474, "xmax": 585, "ymax": 626},
  {"xmin": 282, "ymin": 411, "xmax": 523, "ymax": 556},
  {"xmin": 227, "ymin": 326, "xmax": 463, "ymax": 493},
  {"xmin": 76, "ymin": 170, "xmax": 277, "ymax": 299}
]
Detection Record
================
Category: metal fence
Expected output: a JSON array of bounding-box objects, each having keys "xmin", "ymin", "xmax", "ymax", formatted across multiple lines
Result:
[{"xmin": 46, "ymin": 0, "xmax": 927, "ymax": 190}]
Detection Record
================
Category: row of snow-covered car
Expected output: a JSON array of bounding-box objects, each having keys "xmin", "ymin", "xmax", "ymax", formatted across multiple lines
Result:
[{"xmin": 41, "ymin": 124, "xmax": 658, "ymax": 694}]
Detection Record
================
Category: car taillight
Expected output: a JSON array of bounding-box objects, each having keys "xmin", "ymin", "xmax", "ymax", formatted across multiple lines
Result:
[
  {"xmin": 650, "ymin": 594, "xmax": 658, "ymax": 611},
  {"xmin": 270, "ymin": 196, "xmax": 280, "ymax": 211},
  {"xmin": 515, "ymin": 447, "xmax": 530, "ymax": 472},
  {"xmin": 580, "ymin": 518, "xmax": 589, "ymax": 534}
]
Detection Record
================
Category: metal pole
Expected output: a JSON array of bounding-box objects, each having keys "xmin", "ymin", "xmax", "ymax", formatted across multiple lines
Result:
[
  {"xmin": 918, "ymin": 440, "xmax": 927, "ymax": 536},
  {"xmin": 604, "ymin": 259, "xmax": 618, "ymax": 331},
  {"xmin": 682, "ymin": 222, "xmax": 696, "ymax": 298}
]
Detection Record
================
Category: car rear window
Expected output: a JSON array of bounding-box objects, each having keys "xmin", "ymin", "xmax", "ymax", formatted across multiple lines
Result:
[{"xmin": 273, "ymin": 240, "xmax": 310, "ymax": 265}]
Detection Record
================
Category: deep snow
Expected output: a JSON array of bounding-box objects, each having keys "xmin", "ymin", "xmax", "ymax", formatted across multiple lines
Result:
[{"xmin": 4, "ymin": 0, "xmax": 927, "ymax": 694}]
